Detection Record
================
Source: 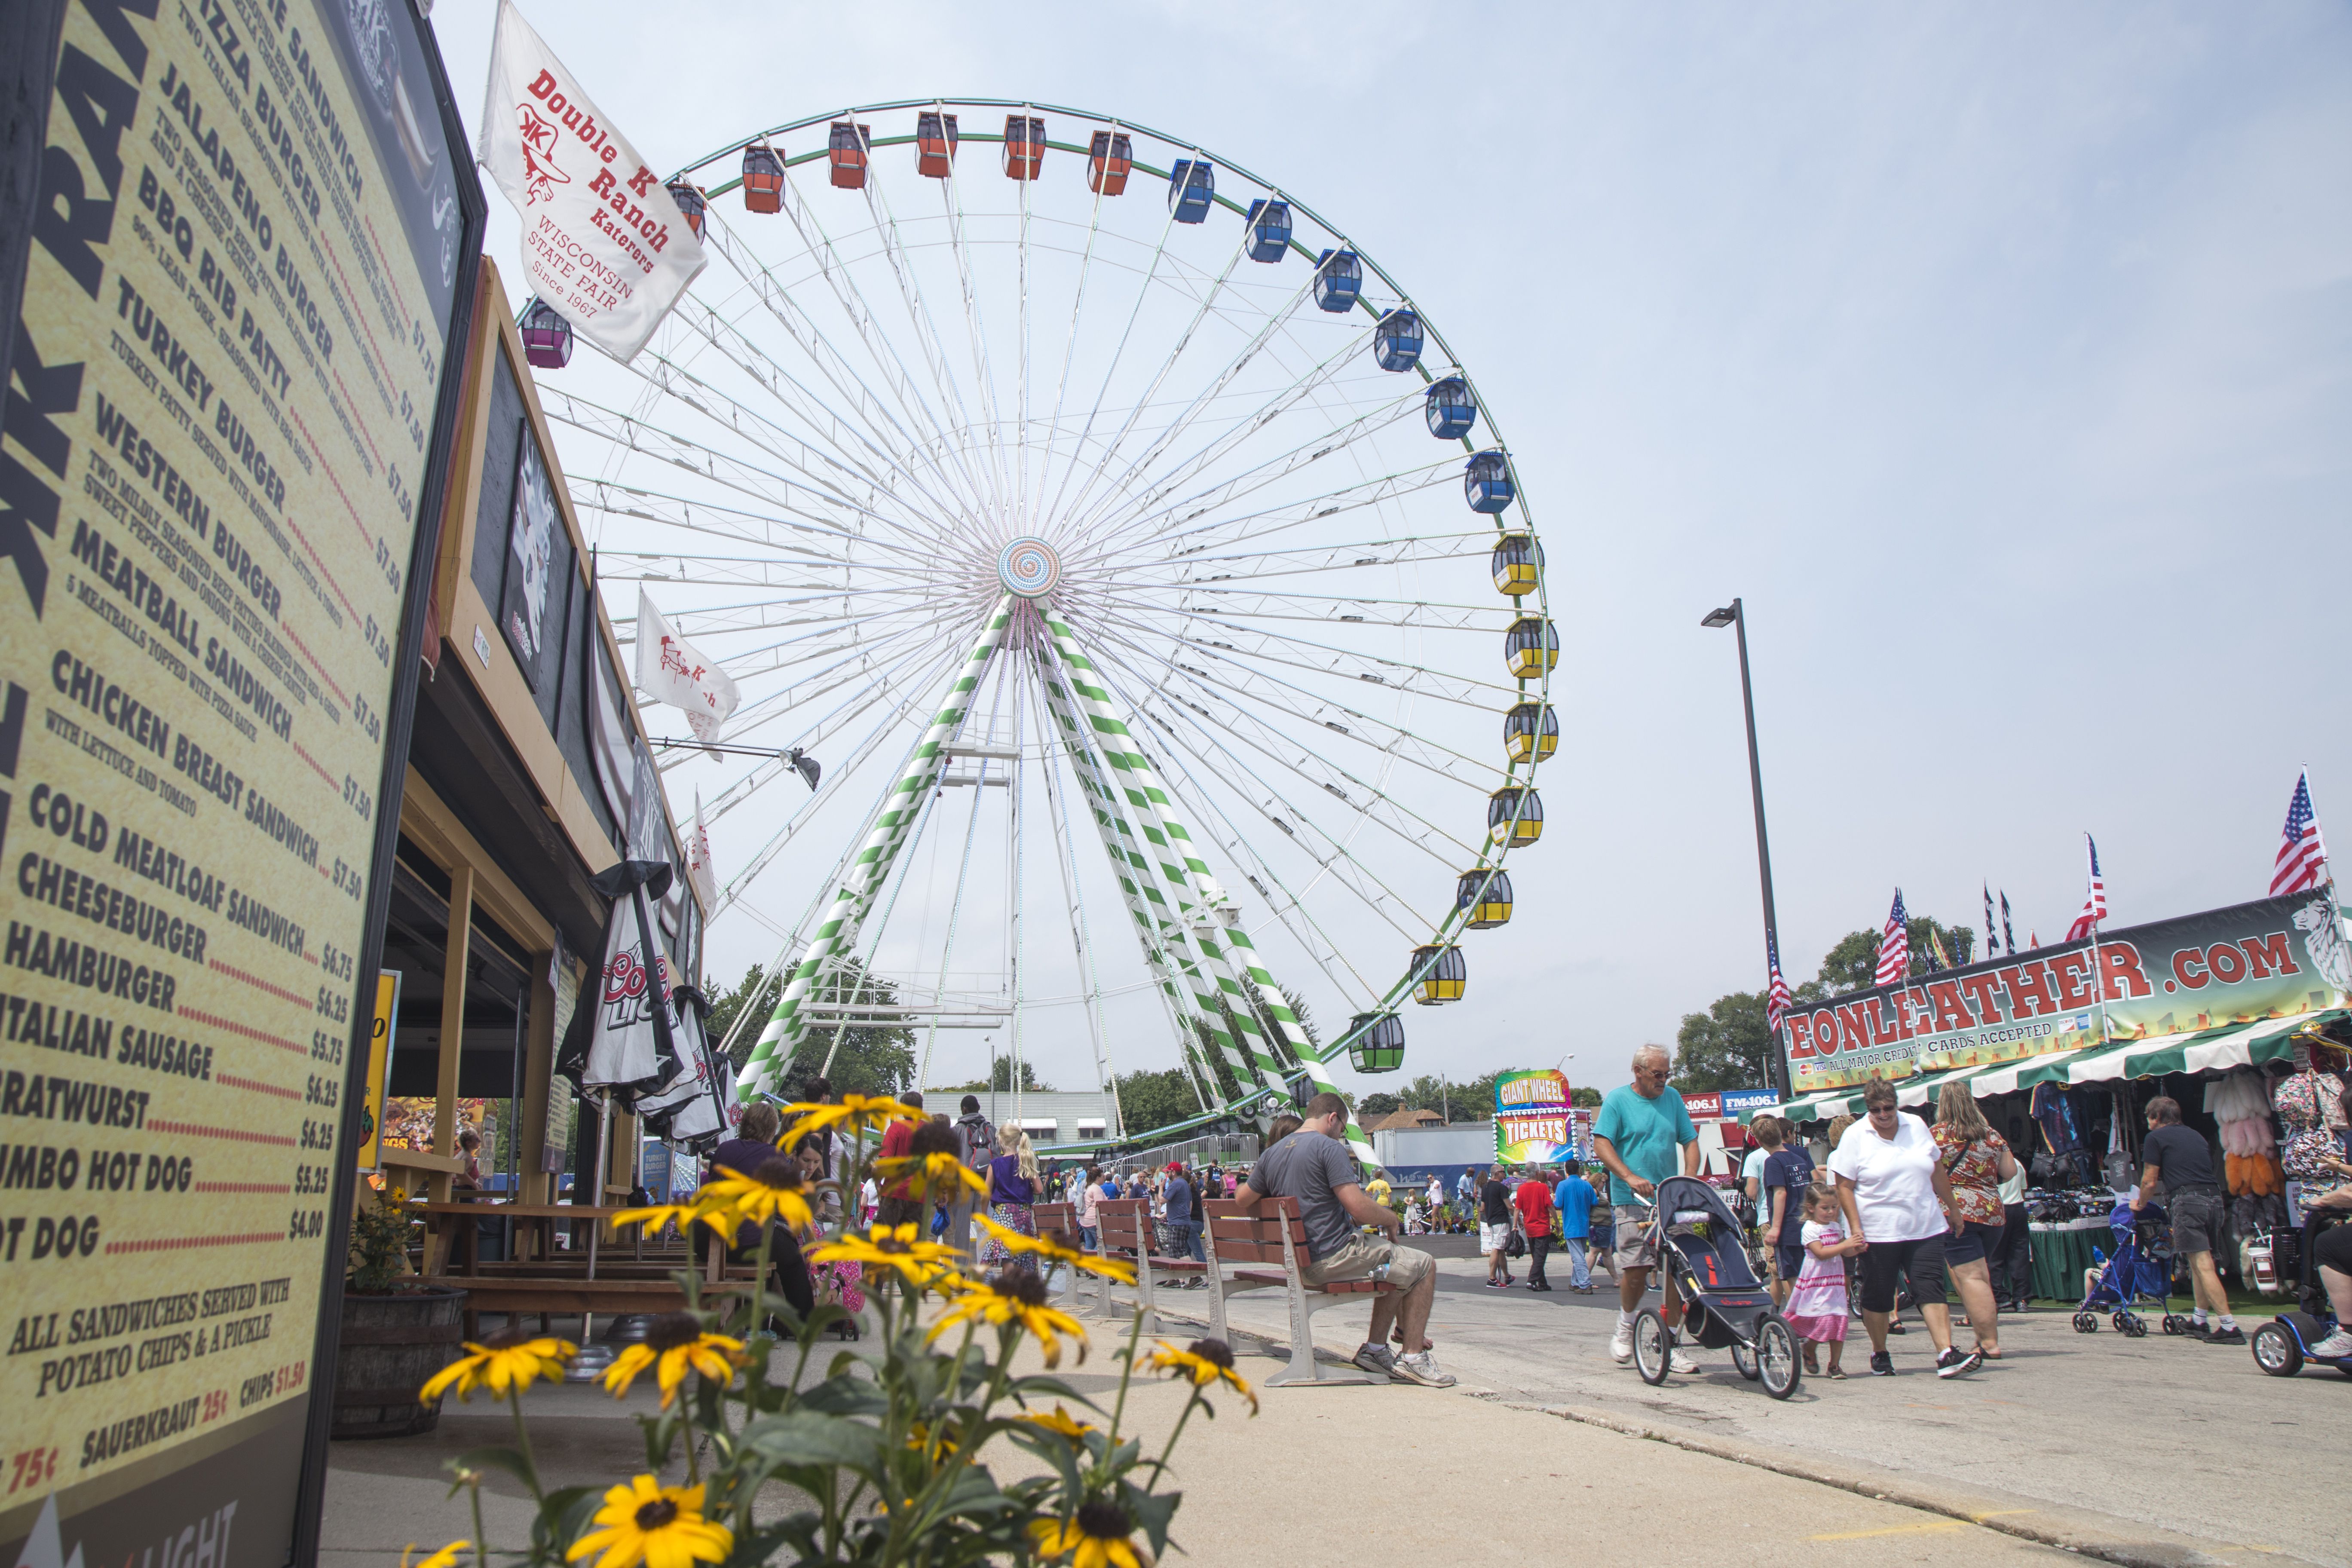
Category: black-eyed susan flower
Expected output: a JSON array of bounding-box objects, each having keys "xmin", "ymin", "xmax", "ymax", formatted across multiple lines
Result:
[
  {"xmin": 811, "ymin": 1223, "xmax": 962, "ymax": 1291},
  {"xmin": 600, "ymin": 1313, "xmax": 744, "ymax": 1407},
  {"xmin": 400, "ymin": 1541, "xmax": 469, "ymax": 1568},
  {"xmin": 1027, "ymin": 1501, "xmax": 1144, "ymax": 1568},
  {"xmin": 779, "ymin": 1093, "xmax": 921, "ymax": 1147},
  {"xmin": 974, "ymin": 1216, "xmax": 1136, "ymax": 1285},
  {"xmin": 419, "ymin": 1329, "xmax": 576, "ymax": 1403},
  {"xmin": 1145, "ymin": 1337, "xmax": 1258, "ymax": 1414},
  {"xmin": 928, "ymin": 1271, "xmax": 1089, "ymax": 1367},
  {"xmin": 874, "ymin": 1150, "xmax": 989, "ymax": 1202},
  {"xmin": 605, "ymin": 1200, "xmax": 706, "ymax": 1242},
  {"xmin": 567, "ymin": 1476, "xmax": 732, "ymax": 1568},
  {"xmin": 695, "ymin": 1157, "xmax": 814, "ymax": 1236},
  {"xmin": 1015, "ymin": 1404, "xmax": 1096, "ymax": 1440}
]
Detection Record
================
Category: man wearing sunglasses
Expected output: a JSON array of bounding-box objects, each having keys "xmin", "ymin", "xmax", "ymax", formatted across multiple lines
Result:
[
  {"xmin": 1831, "ymin": 1077, "xmax": 1980, "ymax": 1378},
  {"xmin": 1594, "ymin": 1044, "xmax": 1701, "ymax": 1371}
]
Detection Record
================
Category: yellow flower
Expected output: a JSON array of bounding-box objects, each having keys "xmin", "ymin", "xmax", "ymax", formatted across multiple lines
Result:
[
  {"xmin": 811, "ymin": 1223, "xmax": 962, "ymax": 1291},
  {"xmin": 874, "ymin": 1150, "xmax": 989, "ymax": 1202},
  {"xmin": 1145, "ymin": 1337, "xmax": 1258, "ymax": 1414},
  {"xmin": 420, "ymin": 1331, "xmax": 576, "ymax": 1403},
  {"xmin": 779, "ymin": 1093, "xmax": 922, "ymax": 1147},
  {"xmin": 695, "ymin": 1161, "xmax": 814, "ymax": 1234},
  {"xmin": 973, "ymin": 1215, "xmax": 1136, "ymax": 1285},
  {"xmin": 600, "ymin": 1313, "xmax": 744, "ymax": 1408},
  {"xmin": 606, "ymin": 1201, "xmax": 707, "ymax": 1241},
  {"xmin": 567, "ymin": 1476, "xmax": 732, "ymax": 1568},
  {"xmin": 1015, "ymin": 1404, "xmax": 1096, "ymax": 1440},
  {"xmin": 929, "ymin": 1271, "xmax": 1089, "ymax": 1367},
  {"xmin": 1028, "ymin": 1501, "xmax": 1144, "ymax": 1568},
  {"xmin": 907, "ymin": 1417, "xmax": 962, "ymax": 1456},
  {"xmin": 401, "ymin": 1542, "xmax": 469, "ymax": 1568}
]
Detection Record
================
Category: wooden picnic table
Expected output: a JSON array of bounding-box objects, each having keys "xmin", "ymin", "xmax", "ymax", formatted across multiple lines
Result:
[{"xmin": 410, "ymin": 1200, "xmax": 653, "ymax": 1279}]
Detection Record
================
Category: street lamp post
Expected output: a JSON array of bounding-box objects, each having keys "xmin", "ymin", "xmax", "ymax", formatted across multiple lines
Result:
[{"xmin": 1701, "ymin": 600, "xmax": 1789, "ymax": 1101}]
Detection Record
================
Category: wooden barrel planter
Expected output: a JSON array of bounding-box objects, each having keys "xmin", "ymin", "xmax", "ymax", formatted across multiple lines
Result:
[{"xmin": 332, "ymin": 1287, "xmax": 467, "ymax": 1439}]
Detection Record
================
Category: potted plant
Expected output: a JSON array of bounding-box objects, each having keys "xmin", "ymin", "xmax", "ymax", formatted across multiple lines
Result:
[{"xmin": 334, "ymin": 1185, "xmax": 468, "ymax": 1439}]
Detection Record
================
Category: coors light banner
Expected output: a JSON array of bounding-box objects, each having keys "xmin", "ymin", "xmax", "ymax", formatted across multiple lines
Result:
[
  {"xmin": 478, "ymin": 0, "xmax": 707, "ymax": 360},
  {"xmin": 1784, "ymin": 891, "xmax": 2352, "ymax": 1092}
]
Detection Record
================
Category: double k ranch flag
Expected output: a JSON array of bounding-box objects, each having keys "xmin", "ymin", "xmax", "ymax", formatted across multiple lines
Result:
[
  {"xmin": 637, "ymin": 592, "xmax": 741, "ymax": 745},
  {"xmin": 478, "ymin": 0, "xmax": 706, "ymax": 359}
]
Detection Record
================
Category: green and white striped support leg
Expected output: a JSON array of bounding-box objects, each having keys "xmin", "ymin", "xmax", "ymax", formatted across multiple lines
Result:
[
  {"xmin": 1032, "ymin": 644, "xmax": 1252, "ymax": 1098},
  {"xmin": 1038, "ymin": 611, "xmax": 1377, "ymax": 1167},
  {"xmin": 735, "ymin": 598, "xmax": 1016, "ymax": 1101}
]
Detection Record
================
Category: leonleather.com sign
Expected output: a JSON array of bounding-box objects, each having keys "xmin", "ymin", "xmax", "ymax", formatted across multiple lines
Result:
[
  {"xmin": 1783, "ymin": 891, "xmax": 2352, "ymax": 1092},
  {"xmin": 0, "ymin": 1, "xmax": 477, "ymax": 1562}
]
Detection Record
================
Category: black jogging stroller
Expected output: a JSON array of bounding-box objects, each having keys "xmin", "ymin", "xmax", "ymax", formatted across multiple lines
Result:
[{"xmin": 1630, "ymin": 1175, "xmax": 1803, "ymax": 1399}]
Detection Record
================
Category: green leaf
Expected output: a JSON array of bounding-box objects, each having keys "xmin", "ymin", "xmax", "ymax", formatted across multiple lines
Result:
[
  {"xmin": 1122, "ymin": 1481, "xmax": 1181, "ymax": 1557},
  {"xmin": 739, "ymin": 1409, "xmax": 887, "ymax": 1472},
  {"xmin": 796, "ymin": 1377, "xmax": 890, "ymax": 1418},
  {"xmin": 444, "ymin": 1446, "xmax": 535, "ymax": 1492}
]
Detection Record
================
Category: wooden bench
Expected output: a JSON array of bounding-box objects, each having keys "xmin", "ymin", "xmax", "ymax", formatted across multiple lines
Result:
[
  {"xmin": 1204, "ymin": 1196, "xmax": 1396, "ymax": 1387},
  {"xmin": 1093, "ymin": 1199, "xmax": 1208, "ymax": 1333}
]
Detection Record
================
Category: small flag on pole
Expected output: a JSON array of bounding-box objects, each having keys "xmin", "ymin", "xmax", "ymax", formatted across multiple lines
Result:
[
  {"xmin": 1983, "ymin": 883, "xmax": 2000, "ymax": 959},
  {"xmin": 1929, "ymin": 927, "xmax": 1955, "ymax": 972},
  {"xmin": 2029, "ymin": 928, "xmax": 2041, "ymax": 949},
  {"xmin": 2065, "ymin": 834, "xmax": 2106, "ymax": 943},
  {"xmin": 2001, "ymin": 892, "xmax": 2016, "ymax": 955},
  {"xmin": 1765, "ymin": 934, "xmax": 1793, "ymax": 1035},
  {"xmin": 1874, "ymin": 889, "xmax": 1910, "ymax": 986},
  {"xmin": 2271, "ymin": 768, "xmax": 2328, "ymax": 896}
]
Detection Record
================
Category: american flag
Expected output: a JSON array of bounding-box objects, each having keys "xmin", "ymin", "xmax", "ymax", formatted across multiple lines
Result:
[
  {"xmin": 2001, "ymin": 891, "xmax": 2016, "ymax": 955},
  {"xmin": 2271, "ymin": 768, "xmax": 2328, "ymax": 896},
  {"xmin": 1765, "ymin": 934, "xmax": 1793, "ymax": 1034},
  {"xmin": 2065, "ymin": 834, "xmax": 2106, "ymax": 943},
  {"xmin": 1874, "ymin": 889, "xmax": 1910, "ymax": 986},
  {"xmin": 1983, "ymin": 883, "xmax": 2000, "ymax": 959}
]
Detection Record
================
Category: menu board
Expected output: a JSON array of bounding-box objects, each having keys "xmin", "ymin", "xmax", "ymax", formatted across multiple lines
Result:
[{"xmin": 0, "ymin": 0, "xmax": 479, "ymax": 1561}]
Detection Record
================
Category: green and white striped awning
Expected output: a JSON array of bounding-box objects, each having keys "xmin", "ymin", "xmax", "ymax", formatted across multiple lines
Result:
[{"xmin": 1747, "ymin": 1010, "xmax": 2339, "ymax": 1124}]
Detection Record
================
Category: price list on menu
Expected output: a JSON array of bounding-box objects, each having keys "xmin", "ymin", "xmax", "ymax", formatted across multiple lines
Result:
[{"xmin": 0, "ymin": 0, "xmax": 470, "ymax": 1549}]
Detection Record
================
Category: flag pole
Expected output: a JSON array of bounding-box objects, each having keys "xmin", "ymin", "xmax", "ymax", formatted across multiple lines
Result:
[{"xmin": 2085, "ymin": 836, "xmax": 2112, "ymax": 1047}]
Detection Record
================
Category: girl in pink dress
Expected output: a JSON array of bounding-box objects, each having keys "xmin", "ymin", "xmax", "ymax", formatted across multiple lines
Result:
[{"xmin": 1788, "ymin": 1184, "xmax": 1866, "ymax": 1378}]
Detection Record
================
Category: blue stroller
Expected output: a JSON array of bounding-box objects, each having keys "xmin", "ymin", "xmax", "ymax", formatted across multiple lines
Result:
[
  {"xmin": 2071, "ymin": 1200, "xmax": 2184, "ymax": 1338},
  {"xmin": 1629, "ymin": 1177, "xmax": 1802, "ymax": 1399}
]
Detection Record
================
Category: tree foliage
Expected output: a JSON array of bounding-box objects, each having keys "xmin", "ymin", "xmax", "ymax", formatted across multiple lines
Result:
[
  {"xmin": 1112, "ymin": 1068, "xmax": 1199, "ymax": 1136},
  {"xmin": 949, "ymin": 1059, "xmax": 1055, "ymax": 1093},
  {"xmin": 1816, "ymin": 916, "xmax": 1979, "ymax": 993},
  {"xmin": 1356, "ymin": 1091, "xmax": 1402, "ymax": 1116},
  {"xmin": 712, "ymin": 959, "xmax": 916, "ymax": 1099}
]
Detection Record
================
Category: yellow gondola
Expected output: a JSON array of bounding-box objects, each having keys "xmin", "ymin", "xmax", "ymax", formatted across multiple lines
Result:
[
  {"xmin": 1504, "ymin": 702, "xmax": 1558, "ymax": 764},
  {"xmin": 1456, "ymin": 867, "xmax": 1513, "ymax": 928},
  {"xmin": 1347, "ymin": 1012, "xmax": 1406, "ymax": 1073},
  {"xmin": 1504, "ymin": 616, "xmax": 1558, "ymax": 679},
  {"xmin": 1491, "ymin": 533, "xmax": 1541, "ymax": 597},
  {"xmin": 1488, "ymin": 787, "xmax": 1542, "ymax": 848},
  {"xmin": 1413, "ymin": 944, "xmax": 1466, "ymax": 1005}
]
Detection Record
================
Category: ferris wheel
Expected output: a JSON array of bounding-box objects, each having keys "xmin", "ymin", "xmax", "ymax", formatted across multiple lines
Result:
[{"xmin": 530, "ymin": 99, "xmax": 1554, "ymax": 1162}]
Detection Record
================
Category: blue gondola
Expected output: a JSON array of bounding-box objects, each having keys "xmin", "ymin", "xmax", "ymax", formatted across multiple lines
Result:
[
  {"xmin": 1246, "ymin": 198, "xmax": 1291, "ymax": 262},
  {"xmin": 1170, "ymin": 159, "xmax": 1214, "ymax": 223},
  {"xmin": 1466, "ymin": 449, "xmax": 1515, "ymax": 513},
  {"xmin": 666, "ymin": 180, "xmax": 707, "ymax": 237},
  {"xmin": 1426, "ymin": 376, "xmax": 1475, "ymax": 439},
  {"xmin": 1373, "ymin": 308, "xmax": 1422, "ymax": 372},
  {"xmin": 741, "ymin": 144, "xmax": 784, "ymax": 213},
  {"xmin": 1313, "ymin": 248, "xmax": 1362, "ymax": 312}
]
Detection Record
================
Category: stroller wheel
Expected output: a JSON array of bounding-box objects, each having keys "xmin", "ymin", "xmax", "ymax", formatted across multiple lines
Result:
[
  {"xmin": 1632, "ymin": 1308, "xmax": 1672, "ymax": 1387},
  {"xmin": 1757, "ymin": 1314, "xmax": 1803, "ymax": 1401},
  {"xmin": 2160, "ymin": 1314, "xmax": 2186, "ymax": 1336},
  {"xmin": 2122, "ymin": 1314, "xmax": 2148, "ymax": 1338},
  {"xmin": 1730, "ymin": 1339, "xmax": 1761, "ymax": 1381},
  {"xmin": 2250, "ymin": 1321, "xmax": 2303, "ymax": 1378},
  {"xmin": 2072, "ymin": 1312, "xmax": 2098, "ymax": 1333},
  {"xmin": 2110, "ymin": 1311, "xmax": 2130, "ymax": 1332}
]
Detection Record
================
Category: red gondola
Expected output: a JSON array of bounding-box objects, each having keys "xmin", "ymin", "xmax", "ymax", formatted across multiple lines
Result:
[
  {"xmin": 917, "ymin": 111, "xmax": 959, "ymax": 178},
  {"xmin": 829, "ymin": 122, "xmax": 870, "ymax": 190},
  {"xmin": 1004, "ymin": 115, "xmax": 1045, "ymax": 181},
  {"xmin": 741, "ymin": 144, "xmax": 784, "ymax": 214},
  {"xmin": 1088, "ymin": 130, "xmax": 1132, "ymax": 196}
]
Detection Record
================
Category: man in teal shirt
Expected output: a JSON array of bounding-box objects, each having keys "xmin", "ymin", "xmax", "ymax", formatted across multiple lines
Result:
[{"xmin": 1592, "ymin": 1044, "xmax": 1699, "ymax": 1371}]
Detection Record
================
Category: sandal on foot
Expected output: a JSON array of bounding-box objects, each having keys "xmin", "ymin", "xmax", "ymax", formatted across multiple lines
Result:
[{"xmin": 1827, "ymin": 1367, "xmax": 1847, "ymax": 1380}]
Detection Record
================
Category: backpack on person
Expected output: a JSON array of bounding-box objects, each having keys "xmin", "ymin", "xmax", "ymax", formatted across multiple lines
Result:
[{"xmin": 957, "ymin": 1114, "xmax": 998, "ymax": 1170}]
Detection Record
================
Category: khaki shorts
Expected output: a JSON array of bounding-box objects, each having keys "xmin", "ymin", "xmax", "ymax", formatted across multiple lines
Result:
[
  {"xmin": 1612, "ymin": 1205, "xmax": 1659, "ymax": 1271},
  {"xmin": 1303, "ymin": 1232, "xmax": 1435, "ymax": 1291}
]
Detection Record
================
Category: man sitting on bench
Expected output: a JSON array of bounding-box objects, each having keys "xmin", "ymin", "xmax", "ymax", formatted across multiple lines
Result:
[{"xmin": 1235, "ymin": 1093, "xmax": 1455, "ymax": 1387}]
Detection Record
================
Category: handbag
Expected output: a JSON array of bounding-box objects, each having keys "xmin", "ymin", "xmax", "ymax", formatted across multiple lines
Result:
[{"xmin": 1505, "ymin": 1231, "xmax": 1526, "ymax": 1259}]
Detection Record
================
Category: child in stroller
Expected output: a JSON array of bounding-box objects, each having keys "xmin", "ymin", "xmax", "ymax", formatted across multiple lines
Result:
[
  {"xmin": 1628, "ymin": 1176, "xmax": 1803, "ymax": 1399},
  {"xmin": 2251, "ymin": 1193, "xmax": 2352, "ymax": 1375},
  {"xmin": 2073, "ymin": 1198, "xmax": 2187, "ymax": 1337}
]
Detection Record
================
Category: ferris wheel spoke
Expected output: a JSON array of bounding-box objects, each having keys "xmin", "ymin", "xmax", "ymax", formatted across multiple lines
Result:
[
  {"xmin": 1124, "ymin": 459, "xmax": 1464, "ymax": 568},
  {"xmin": 704, "ymin": 634, "xmax": 964, "ymax": 775},
  {"xmin": 935, "ymin": 152, "xmax": 1014, "ymax": 512},
  {"xmin": 568, "ymin": 479, "xmax": 962, "ymax": 580},
  {"xmin": 1027, "ymin": 672, "xmax": 1120, "ymax": 1115},
  {"xmin": 1134, "ymin": 604, "xmax": 1528, "ymax": 710},
  {"xmin": 1032, "ymin": 126, "xmax": 1118, "ymax": 550}
]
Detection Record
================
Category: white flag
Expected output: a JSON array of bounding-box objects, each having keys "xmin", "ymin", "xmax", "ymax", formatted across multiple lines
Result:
[
  {"xmin": 635, "ymin": 593, "xmax": 740, "ymax": 745},
  {"xmin": 686, "ymin": 790, "xmax": 720, "ymax": 912},
  {"xmin": 478, "ymin": 0, "xmax": 706, "ymax": 361}
]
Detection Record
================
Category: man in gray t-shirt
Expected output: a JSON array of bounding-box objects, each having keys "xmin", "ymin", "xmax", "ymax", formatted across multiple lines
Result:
[{"xmin": 1237, "ymin": 1093, "xmax": 1453, "ymax": 1387}]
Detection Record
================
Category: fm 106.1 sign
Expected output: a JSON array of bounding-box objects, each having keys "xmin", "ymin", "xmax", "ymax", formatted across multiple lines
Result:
[
  {"xmin": 0, "ymin": 1, "xmax": 482, "ymax": 1563},
  {"xmin": 1782, "ymin": 891, "xmax": 2352, "ymax": 1093}
]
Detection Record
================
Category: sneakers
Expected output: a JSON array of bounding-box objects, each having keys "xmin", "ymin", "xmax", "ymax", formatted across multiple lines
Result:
[
  {"xmin": 2199, "ymin": 1324, "xmax": 2245, "ymax": 1346},
  {"xmin": 1868, "ymin": 1350, "xmax": 1895, "ymax": 1376},
  {"xmin": 1667, "ymin": 1350, "xmax": 1701, "ymax": 1375},
  {"xmin": 2306, "ymin": 1329, "xmax": 2352, "ymax": 1359},
  {"xmin": 1935, "ymin": 1346, "xmax": 1983, "ymax": 1378},
  {"xmin": 1393, "ymin": 1350, "xmax": 1457, "ymax": 1387},
  {"xmin": 1610, "ymin": 1325, "xmax": 1635, "ymax": 1364},
  {"xmin": 1352, "ymin": 1341, "xmax": 1397, "ymax": 1381}
]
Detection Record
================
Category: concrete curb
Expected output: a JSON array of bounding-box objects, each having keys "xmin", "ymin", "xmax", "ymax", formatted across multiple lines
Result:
[{"xmin": 1495, "ymin": 1393, "xmax": 2318, "ymax": 1568}]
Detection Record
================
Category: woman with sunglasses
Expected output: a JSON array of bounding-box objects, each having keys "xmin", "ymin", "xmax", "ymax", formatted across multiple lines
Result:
[{"xmin": 1829, "ymin": 1076, "xmax": 1981, "ymax": 1378}]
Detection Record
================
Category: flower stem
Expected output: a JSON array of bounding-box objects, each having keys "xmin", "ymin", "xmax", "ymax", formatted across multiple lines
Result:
[
  {"xmin": 505, "ymin": 1393, "xmax": 540, "ymax": 1496},
  {"xmin": 467, "ymin": 1476, "xmax": 487, "ymax": 1568}
]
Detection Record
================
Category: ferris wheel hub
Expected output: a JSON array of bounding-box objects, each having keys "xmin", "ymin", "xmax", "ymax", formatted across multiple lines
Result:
[{"xmin": 997, "ymin": 536, "xmax": 1063, "ymax": 600}]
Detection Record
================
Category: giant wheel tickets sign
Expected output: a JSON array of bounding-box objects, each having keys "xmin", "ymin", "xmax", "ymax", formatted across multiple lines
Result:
[
  {"xmin": 1495, "ymin": 1069, "xmax": 1575, "ymax": 1164},
  {"xmin": 0, "ymin": 1, "xmax": 482, "ymax": 1562},
  {"xmin": 1781, "ymin": 891, "xmax": 2352, "ymax": 1093}
]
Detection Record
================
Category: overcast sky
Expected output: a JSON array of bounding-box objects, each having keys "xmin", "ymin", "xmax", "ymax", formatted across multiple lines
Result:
[{"xmin": 429, "ymin": 1, "xmax": 2352, "ymax": 1096}]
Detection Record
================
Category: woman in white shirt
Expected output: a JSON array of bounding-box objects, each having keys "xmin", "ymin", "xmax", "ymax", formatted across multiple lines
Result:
[{"xmin": 1830, "ymin": 1077, "xmax": 1979, "ymax": 1380}]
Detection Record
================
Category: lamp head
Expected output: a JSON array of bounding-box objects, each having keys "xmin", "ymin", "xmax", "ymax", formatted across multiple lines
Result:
[{"xmin": 1700, "ymin": 605, "xmax": 1738, "ymax": 629}]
